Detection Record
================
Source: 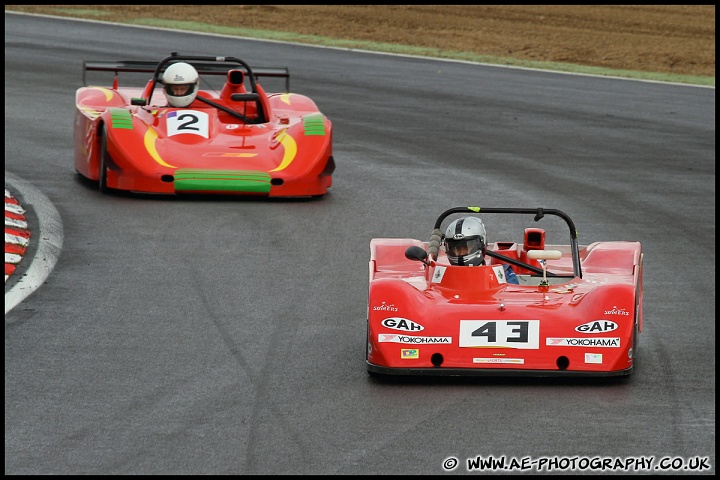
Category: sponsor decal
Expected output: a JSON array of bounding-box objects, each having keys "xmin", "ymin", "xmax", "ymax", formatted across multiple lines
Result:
[
  {"xmin": 604, "ymin": 305, "xmax": 630, "ymax": 316},
  {"xmin": 459, "ymin": 320, "xmax": 540, "ymax": 349},
  {"xmin": 401, "ymin": 349, "xmax": 419, "ymax": 359},
  {"xmin": 431, "ymin": 266, "xmax": 447, "ymax": 283},
  {"xmin": 492, "ymin": 265, "xmax": 507, "ymax": 284},
  {"xmin": 381, "ymin": 317, "xmax": 424, "ymax": 332},
  {"xmin": 585, "ymin": 353, "xmax": 603, "ymax": 364},
  {"xmin": 575, "ymin": 320, "xmax": 618, "ymax": 334},
  {"xmin": 473, "ymin": 358, "xmax": 524, "ymax": 364},
  {"xmin": 378, "ymin": 334, "xmax": 451, "ymax": 344},
  {"xmin": 546, "ymin": 337, "xmax": 620, "ymax": 347},
  {"xmin": 373, "ymin": 302, "xmax": 398, "ymax": 312}
]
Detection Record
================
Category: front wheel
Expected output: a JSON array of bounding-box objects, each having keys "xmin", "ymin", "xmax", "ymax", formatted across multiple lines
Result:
[
  {"xmin": 98, "ymin": 125, "xmax": 111, "ymax": 193},
  {"xmin": 365, "ymin": 322, "xmax": 376, "ymax": 377}
]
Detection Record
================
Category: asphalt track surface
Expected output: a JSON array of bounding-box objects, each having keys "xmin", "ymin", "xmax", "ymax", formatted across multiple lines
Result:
[{"xmin": 4, "ymin": 12, "xmax": 715, "ymax": 475}]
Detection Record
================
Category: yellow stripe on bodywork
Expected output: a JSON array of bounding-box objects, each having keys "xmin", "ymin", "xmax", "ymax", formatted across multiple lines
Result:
[
  {"xmin": 203, "ymin": 152, "xmax": 258, "ymax": 158},
  {"xmin": 280, "ymin": 93, "xmax": 292, "ymax": 105},
  {"xmin": 79, "ymin": 106, "xmax": 102, "ymax": 119},
  {"xmin": 269, "ymin": 129, "xmax": 297, "ymax": 172},
  {"xmin": 144, "ymin": 126, "xmax": 176, "ymax": 168},
  {"xmin": 89, "ymin": 86, "xmax": 115, "ymax": 102}
]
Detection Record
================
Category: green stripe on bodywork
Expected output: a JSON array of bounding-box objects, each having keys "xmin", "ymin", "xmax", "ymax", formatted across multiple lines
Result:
[
  {"xmin": 109, "ymin": 108, "xmax": 133, "ymax": 129},
  {"xmin": 302, "ymin": 113, "xmax": 325, "ymax": 136},
  {"xmin": 174, "ymin": 169, "xmax": 272, "ymax": 193}
]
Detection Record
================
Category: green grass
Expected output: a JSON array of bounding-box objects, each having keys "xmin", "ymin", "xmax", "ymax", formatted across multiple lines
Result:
[{"xmin": 7, "ymin": 7, "xmax": 715, "ymax": 87}]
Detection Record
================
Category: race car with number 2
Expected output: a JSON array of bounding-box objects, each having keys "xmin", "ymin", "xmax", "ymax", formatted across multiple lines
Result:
[{"xmin": 74, "ymin": 52, "xmax": 335, "ymax": 197}]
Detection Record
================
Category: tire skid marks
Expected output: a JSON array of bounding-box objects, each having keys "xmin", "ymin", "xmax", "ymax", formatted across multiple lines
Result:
[{"xmin": 5, "ymin": 189, "xmax": 30, "ymax": 283}]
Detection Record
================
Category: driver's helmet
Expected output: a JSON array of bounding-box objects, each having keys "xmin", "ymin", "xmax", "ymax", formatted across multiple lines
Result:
[
  {"xmin": 162, "ymin": 62, "xmax": 199, "ymax": 107},
  {"xmin": 445, "ymin": 217, "xmax": 487, "ymax": 266}
]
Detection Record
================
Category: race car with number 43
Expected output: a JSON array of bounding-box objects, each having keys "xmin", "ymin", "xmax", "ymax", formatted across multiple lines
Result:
[
  {"xmin": 74, "ymin": 52, "xmax": 334, "ymax": 197},
  {"xmin": 367, "ymin": 207, "xmax": 644, "ymax": 377}
]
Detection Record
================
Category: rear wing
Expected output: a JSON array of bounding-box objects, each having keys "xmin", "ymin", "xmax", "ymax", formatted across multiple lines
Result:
[{"xmin": 82, "ymin": 60, "xmax": 290, "ymax": 91}]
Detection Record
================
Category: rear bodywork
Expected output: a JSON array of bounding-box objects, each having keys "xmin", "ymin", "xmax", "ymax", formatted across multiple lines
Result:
[
  {"xmin": 367, "ymin": 207, "xmax": 643, "ymax": 377},
  {"xmin": 74, "ymin": 53, "xmax": 334, "ymax": 197}
]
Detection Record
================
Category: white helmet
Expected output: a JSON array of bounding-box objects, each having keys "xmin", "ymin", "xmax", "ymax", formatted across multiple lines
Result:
[
  {"xmin": 162, "ymin": 62, "xmax": 199, "ymax": 107},
  {"xmin": 445, "ymin": 217, "xmax": 487, "ymax": 266}
]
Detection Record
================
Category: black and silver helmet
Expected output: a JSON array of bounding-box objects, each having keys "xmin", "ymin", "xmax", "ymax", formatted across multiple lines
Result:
[{"xmin": 445, "ymin": 217, "xmax": 487, "ymax": 266}]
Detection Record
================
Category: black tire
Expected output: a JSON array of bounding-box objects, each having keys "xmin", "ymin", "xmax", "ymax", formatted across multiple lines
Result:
[
  {"xmin": 365, "ymin": 322, "xmax": 370, "ymax": 359},
  {"xmin": 99, "ymin": 125, "xmax": 111, "ymax": 193},
  {"xmin": 365, "ymin": 322, "xmax": 376, "ymax": 376},
  {"xmin": 632, "ymin": 301, "xmax": 640, "ymax": 360},
  {"xmin": 630, "ymin": 289, "xmax": 641, "ymax": 374},
  {"xmin": 631, "ymin": 255, "xmax": 643, "ymax": 371}
]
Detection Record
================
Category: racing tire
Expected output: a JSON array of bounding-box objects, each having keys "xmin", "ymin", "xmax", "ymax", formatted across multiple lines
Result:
[
  {"xmin": 630, "ymin": 290, "xmax": 641, "ymax": 375},
  {"xmin": 365, "ymin": 322, "xmax": 377, "ymax": 377},
  {"xmin": 99, "ymin": 125, "xmax": 111, "ymax": 194},
  {"xmin": 632, "ymin": 303, "xmax": 640, "ymax": 361}
]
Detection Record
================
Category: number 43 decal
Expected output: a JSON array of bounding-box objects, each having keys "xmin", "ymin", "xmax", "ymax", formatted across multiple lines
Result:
[{"xmin": 459, "ymin": 320, "xmax": 540, "ymax": 349}]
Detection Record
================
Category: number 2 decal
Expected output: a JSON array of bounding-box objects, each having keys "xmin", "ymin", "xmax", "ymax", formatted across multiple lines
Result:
[
  {"xmin": 459, "ymin": 320, "xmax": 540, "ymax": 349},
  {"xmin": 166, "ymin": 110, "xmax": 209, "ymax": 138}
]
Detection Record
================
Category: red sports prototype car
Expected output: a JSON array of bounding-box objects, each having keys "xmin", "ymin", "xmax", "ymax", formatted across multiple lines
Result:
[
  {"xmin": 74, "ymin": 52, "xmax": 334, "ymax": 197},
  {"xmin": 367, "ymin": 207, "xmax": 644, "ymax": 377}
]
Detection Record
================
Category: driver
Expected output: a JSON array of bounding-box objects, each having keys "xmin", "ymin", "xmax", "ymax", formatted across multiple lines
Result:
[
  {"xmin": 445, "ymin": 216, "xmax": 519, "ymax": 284},
  {"xmin": 162, "ymin": 62, "xmax": 200, "ymax": 107}
]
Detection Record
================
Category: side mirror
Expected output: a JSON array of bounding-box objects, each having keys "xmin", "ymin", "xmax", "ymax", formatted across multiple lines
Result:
[
  {"xmin": 526, "ymin": 249, "xmax": 562, "ymax": 261},
  {"xmin": 131, "ymin": 98, "xmax": 147, "ymax": 106},
  {"xmin": 527, "ymin": 249, "xmax": 562, "ymax": 285},
  {"xmin": 405, "ymin": 246, "xmax": 429, "ymax": 265}
]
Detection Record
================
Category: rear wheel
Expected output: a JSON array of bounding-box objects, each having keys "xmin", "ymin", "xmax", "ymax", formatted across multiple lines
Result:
[
  {"xmin": 633, "ymin": 304, "xmax": 640, "ymax": 358},
  {"xmin": 631, "ymin": 255, "xmax": 643, "ymax": 371},
  {"xmin": 631, "ymin": 291, "xmax": 641, "ymax": 372}
]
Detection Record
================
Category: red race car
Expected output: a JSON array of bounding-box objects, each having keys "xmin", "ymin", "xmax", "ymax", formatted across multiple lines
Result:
[
  {"xmin": 74, "ymin": 52, "xmax": 334, "ymax": 197},
  {"xmin": 367, "ymin": 207, "xmax": 644, "ymax": 377}
]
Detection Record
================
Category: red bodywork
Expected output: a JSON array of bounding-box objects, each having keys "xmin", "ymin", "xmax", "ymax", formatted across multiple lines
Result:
[
  {"xmin": 367, "ymin": 210, "xmax": 643, "ymax": 377},
  {"xmin": 74, "ymin": 56, "xmax": 334, "ymax": 197}
]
